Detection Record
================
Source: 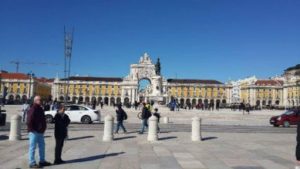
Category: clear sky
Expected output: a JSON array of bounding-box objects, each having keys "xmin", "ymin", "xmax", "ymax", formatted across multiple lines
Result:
[{"xmin": 0, "ymin": 0, "xmax": 299, "ymax": 82}]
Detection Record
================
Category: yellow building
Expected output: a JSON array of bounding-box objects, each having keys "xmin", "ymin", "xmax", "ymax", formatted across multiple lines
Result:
[
  {"xmin": 240, "ymin": 80, "xmax": 283, "ymax": 108},
  {"xmin": 0, "ymin": 71, "xmax": 52, "ymax": 104},
  {"xmin": 239, "ymin": 64, "xmax": 300, "ymax": 108},
  {"xmin": 52, "ymin": 76, "xmax": 123, "ymax": 105},
  {"xmin": 166, "ymin": 79, "xmax": 231, "ymax": 108}
]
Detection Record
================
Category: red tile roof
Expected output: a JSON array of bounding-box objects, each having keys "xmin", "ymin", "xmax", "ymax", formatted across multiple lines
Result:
[
  {"xmin": 0, "ymin": 72, "xmax": 29, "ymax": 80},
  {"xmin": 167, "ymin": 79, "xmax": 223, "ymax": 85},
  {"xmin": 255, "ymin": 80, "xmax": 283, "ymax": 86},
  {"xmin": 62, "ymin": 76, "xmax": 123, "ymax": 82},
  {"xmin": 0, "ymin": 73, "xmax": 53, "ymax": 83}
]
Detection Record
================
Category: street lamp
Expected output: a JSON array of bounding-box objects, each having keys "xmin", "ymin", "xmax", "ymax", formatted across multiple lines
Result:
[{"xmin": 27, "ymin": 71, "xmax": 35, "ymax": 102}]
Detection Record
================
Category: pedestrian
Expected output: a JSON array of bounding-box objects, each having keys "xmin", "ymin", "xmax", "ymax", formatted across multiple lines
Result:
[
  {"xmin": 100, "ymin": 101, "xmax": 104, "ymax": 109},
  {"xmin": 139, "ymin": 103, "xmax": 151, "ymax": 134},
  {"xmin": 22, "ymin": 100, "xmax": 30, "ymax": 123},
  {"xmin": 216, "ymin": 101, "xmax": 220, "ymax": 111},
  {"xmin": 53, "ymin": 104, "xmax": 70, "ymax": 165},
  {"xmin": 153, "ymin": 108, "xmax": 161, "ymax": 133},
  {"xmin": 115, "ymin": 104, "xmax": 127, "ymax": 134},
  {"xmin": 27, "ymin": 96, "xmax": 51, "ymax": 168},
  {"xmin": 134, "ymin": 100, "xmax": 138, "ymax": 110},
  {"xmin": 92, "ymin": 99, "xmax": 96, "ymax": 110}
]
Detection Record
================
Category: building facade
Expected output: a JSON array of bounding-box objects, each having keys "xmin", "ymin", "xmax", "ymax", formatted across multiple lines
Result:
[
  {"xmin": 0, "ymin": 71, "xmax": 52, "ymax": 104},
  {"xmin": 238, "ymin": 64, "xmax": 300, "ymax": 108},
  {"xmin": 52, "ymin": 53, "xmax": 232, "ymax": 106}
]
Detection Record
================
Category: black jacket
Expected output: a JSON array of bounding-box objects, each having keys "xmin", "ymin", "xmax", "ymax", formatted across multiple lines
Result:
[
  {"xmin": 54, "ymin": 113, "xmax": 70, "ymax": 139},
  {"xmin": 141, "ymin": 107, "xmax": 151, "ymax": 120},
  {"xmin": 116, "ymin": 108, "xmax": 127, "ymax": 121},
  {"xmin": 27, "ymin": 104, "xmax": 47, "ymax": 133},
  {"xmin": 153, "ymin": 112, "xmax": 161, "ymax": 122}
]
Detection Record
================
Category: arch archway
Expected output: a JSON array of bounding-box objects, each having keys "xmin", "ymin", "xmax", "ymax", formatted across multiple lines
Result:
[
  {"xmin": 72, "ymin": 96, "xmax": 77, "ymax": 103},
  {"xmin": 138, "ymin": 78, "xmax": 152, "ymax": 103},
  {"xmin": 78, "ymin": 96, "xmax": 83, "ymax": 104},
  {"xmin": 104, "ymin": 97, "xmax": 109, "ymax": 105},
  {"xmin": 59, "ymin": 96, "xmax": 64, "ymax": 102},
  {"xmin": 222, "ymin": 99, "xmax": 226, "ymax": 104},
  {"xmin": 116, "ymin": 97, "xmax": 121, "ymax": 105},
  {"xmin": 268, "ymin": 100, "xmax": 272, "ymax": 106},
  {"xmin": 180, "ymin": 98, "xmax": 184, "ymax": 108},
  {"xmin": 192, "ymin": 99, "xmax": 197, "ymax": 106},
  {"xmin": 256, "ymin": 100, "xmax": 260, "ymax": 106},
  {"xmin": 15, "ymin": 95, "xmax": 21, "ymax": 104},
  {"xmin": 198, "ymin": 99, "xmax": 202, "ymax": 104},
  {"xmin": 124, "ymin": 97, "xmax": 130, "ymax": 106},
  {"xmin": 22, "ymin": 95, "xmax": 27, "ymax": 103},
  {"xmin": 85, "ymin": 97, "xmax": 90, "ymax": 103},
  {"xmin": 110, "ymin": 97, "xmax": 115, "ymax": 106},
  {"xmin": 262, "ymin": 100, "xmax": 266, "ymax": 106},
  {"xmin": 98, "ymin": 97, "xmax": 102, "ymax": 104}
]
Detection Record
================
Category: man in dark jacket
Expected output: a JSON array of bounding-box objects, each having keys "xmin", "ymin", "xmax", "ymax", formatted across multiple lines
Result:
[
  {"xmin": 27, "ymin": 96, "xmax": 51, "ymax": 168},
  {"xmin": 114, "ymin": 104, "xmax": 127, "ymax": 134},
  {"xmin": 54, "ymin": 104, "xmax": 70, "ymax": 164},
  {"xmin": 139, "ymin": 103, "xmax": 151, "ymax": 134},
  {"xmin": 153, "ymin": 108, "xmax": 161, "ymax": 133}
]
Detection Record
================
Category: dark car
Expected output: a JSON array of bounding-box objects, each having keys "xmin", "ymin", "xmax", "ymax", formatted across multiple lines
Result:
[{"xmin": 270, "ymin": 110, "xmax": 300, "ymax": 127}]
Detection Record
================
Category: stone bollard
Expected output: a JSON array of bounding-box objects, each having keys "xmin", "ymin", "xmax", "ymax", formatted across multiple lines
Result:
[
  {"xmin": 102, "ymin": 115, "xmax": 114, "ymax": 142},
  {"xmin": 9, "ymin": 115, "xmax": 22, "ymax": 141},
  {"xmin": 148, "ymin": 115, "xmax": 158, "ymax": 141},
  {"xmin": 296, "ymin": 166, "xmax": 300, "ymax": 169},
  {"xmin": 191, "ymin": 116, "xmax": 202, "ymax": 141},
  {"xmin": 163, "ymin": 116, "xmax": 169, "ymax": 124}
]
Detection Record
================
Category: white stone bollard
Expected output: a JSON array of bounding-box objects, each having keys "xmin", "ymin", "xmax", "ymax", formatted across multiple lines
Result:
[
  {"xmin": 295, "ymin": 166, "xmax": 300, "ymax": 169},
  {"xmin": 9, "ymin": 115, "xmax": 22, "ymax": 141},
  {"xmin": 102, "ymin": 115, "xmax": 114, "ymax": 142},
  {"xmin": 191, "ymin": 116, "xmax": 202, "ymax": 141},
  {"xmin": 148, "ymin": 115, "xmax": 158, "ymax": 141},
  {"xmin": 163, "ymin": 116, "xmax": 169, "ymax": 124}
]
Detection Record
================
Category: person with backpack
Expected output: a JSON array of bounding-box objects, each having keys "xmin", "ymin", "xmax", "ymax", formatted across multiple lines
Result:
[
  {"xmin": 139, "ymin": 103, "xmax": 151, "ymax": 134},
  {"xmin": 153, "ymin": 108, "xmax": 161, "ymax": 133},
  {"xmin": 115, "ymin": 104, "xmax": 127, "ymax": 134}
]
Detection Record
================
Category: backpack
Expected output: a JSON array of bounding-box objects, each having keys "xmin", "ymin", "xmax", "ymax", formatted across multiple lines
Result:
[{"xmin": 123, "ymin": 111, "xmax": 128, "ymax": 120}]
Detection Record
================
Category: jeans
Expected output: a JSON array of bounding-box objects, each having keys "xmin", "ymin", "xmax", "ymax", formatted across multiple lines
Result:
[
  {"xmin": 28, "ymin": 132, "xmax": 45, "ymax": 165},
  {"xmin": 140, "ymin": 119, "xmax": 148, "ymax": 133},
  {"xmin": 115, "ymin": 121, "xmax": 127, "ymax": 133}
]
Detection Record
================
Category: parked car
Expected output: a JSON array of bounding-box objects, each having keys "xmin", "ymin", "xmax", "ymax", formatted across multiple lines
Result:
[
  {"xmin": 270, "ymin": 110, "xmax": 300, "ymax": 127},
  {"xmin": 45, "ymin": 105, "xmax": 100, "ymax": 124}
]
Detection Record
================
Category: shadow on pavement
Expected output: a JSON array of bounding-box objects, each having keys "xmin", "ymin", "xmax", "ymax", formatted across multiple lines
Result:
[
  {"xmin": 201, "ymin": 136, "xmax": 218, "ymax": 141},
  {"xmin": 66, "ymin": 152, "xmax": 125, "ymax": 163},
  {"xmin": 0, "ymin": 135, "xmax": 8, "ymax": 141},
  {"xmin": 114, "ymin": 136, "xmax": 136, "ymax": 141},
  {"xmin": 159, "ymin": 136, "xmax": 177, "ymax": 141},
  {"xmin": 124, "ymin": 131, "xmax": 139, "ymax": 134},
  {"xmin": 67, "ymin": 135, "xmax": 94, "ymax": 141},
  {"xmin": 21, "ymin": 135, "xmax": 52, "ymax": 140}
]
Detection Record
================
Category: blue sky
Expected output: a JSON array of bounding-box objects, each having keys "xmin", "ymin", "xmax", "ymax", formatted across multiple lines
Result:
[{"xmin": 0, "ymin": 0, "xmax": 299, "ymax": 82}]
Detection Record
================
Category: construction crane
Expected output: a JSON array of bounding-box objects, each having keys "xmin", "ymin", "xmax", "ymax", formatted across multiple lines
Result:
[{"xmin": 10, "ymin": 60, "xmax": 59, "ymax": 73}]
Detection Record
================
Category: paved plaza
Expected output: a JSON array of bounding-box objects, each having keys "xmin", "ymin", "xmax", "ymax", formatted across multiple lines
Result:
[{"xmin": 0, "ymin": 105, "xmax": 299, "ymax": 169}]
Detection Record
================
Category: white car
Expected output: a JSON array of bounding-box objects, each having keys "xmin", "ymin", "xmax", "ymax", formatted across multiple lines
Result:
[{"xmin": 45, "ymin": 105, "xmax": 100, "ymax": 124}]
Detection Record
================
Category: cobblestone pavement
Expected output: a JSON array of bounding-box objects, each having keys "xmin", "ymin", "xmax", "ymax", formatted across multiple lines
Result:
[
  {"xmin": 0, "ymin": 105, "xmax": 297, "ymax": 169},
  {"xmin": 0, "ymin": 123, "xmax": 298, "ymax": 169}
]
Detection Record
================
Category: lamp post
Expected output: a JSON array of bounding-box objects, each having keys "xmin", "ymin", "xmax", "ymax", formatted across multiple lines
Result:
[{"xmin": 27, "ymin": 71, "xmax": 35, "ymax": 102}]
